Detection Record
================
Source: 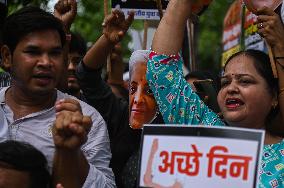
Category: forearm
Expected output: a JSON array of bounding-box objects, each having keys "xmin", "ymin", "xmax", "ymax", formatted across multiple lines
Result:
[
  {"xmin": 83, "ymin": 34, "xmax": 113, "ymax": 70},
  {"xmin": 152, "ymin": 0, "xmax": 192, "ymax": 54},
  {"xmin": 56, "ymin": 29, "xmax": 71, "ymax": 91},
  {"xmin": 107, "ymin": 57, "xmax": 124, "ymax": 84},
  {"xmin": 147, "ymin": 53, "xmax": 224, "ymax": 126},
  {"xmin": 52, "ymin": 148, "xmax": 89, "ymax": 188}
]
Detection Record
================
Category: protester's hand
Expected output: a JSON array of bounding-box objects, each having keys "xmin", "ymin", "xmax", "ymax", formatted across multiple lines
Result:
[
  {"xmin": 256, "ymin": 7, "xmax": 284, "ymax": 56},
  {"xmin": 54, "ymin": 0, "xmax": 77, "ymax": 31},
  {"xmin": 102, "ymin": 9, "xmax": 134, "ymax": 44},
  {"xmin": 53, "ymin": 99, "xmax": 92, "ymax": 150}
]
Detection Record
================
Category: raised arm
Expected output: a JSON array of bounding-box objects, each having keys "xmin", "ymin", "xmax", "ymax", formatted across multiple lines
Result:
[
  {"xmin": 52, "ymin": 99, "xmax": 92, "ymax": 188},
  {"xmin": 152, "ymin": 0, "xmax": 192, "ymax": 54},
  {"xmin": 75, "ymin": 11, "xmax": 138, "ymax": 187},
  {"xmin": 76, "ymin": 9, "xmax": 134, "ymax": 136},
  {"xmin": 146, "ymin": 0, "xmax": 223, "ymax": 126},
  {"xmin": 107, "ymin": 44, "xmax": 125, "ymax": 85},
  {"xmin": 83, "ymin": 9, "xmax": 134, "ymax": 70},
  {"xmin": 54, "ymin": 0, "xmax": 77, "ymax": 91},
  {"xmin": 256, "ymin": 7, "xmax": 284, "ymax": 122},
  {"xmin": 54, "ymin": 0, "xmax": 77, "ymax": 33}
]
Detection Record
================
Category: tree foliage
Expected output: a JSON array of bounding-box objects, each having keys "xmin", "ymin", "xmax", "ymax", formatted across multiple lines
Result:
[
  {"xmin": 7, "ymin": 0, "xmax": 48, "ymax": 12},
  {"xmin": 197, "ymin": 0, "xmax": 235, "ymax": 72}
]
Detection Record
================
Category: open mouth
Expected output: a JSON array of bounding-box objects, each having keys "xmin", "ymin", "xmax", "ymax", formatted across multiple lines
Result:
[
  {"xmin": 33, "ymin": 72, "xmax": 53, "ymax": 85},
  {"xmin": 225, "ymin": 98, "xmax": 244, "ymax": 109}
]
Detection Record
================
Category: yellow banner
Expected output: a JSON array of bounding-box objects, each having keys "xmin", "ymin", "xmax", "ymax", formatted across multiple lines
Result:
[{"xmin": 221, "ymin": 45, "xmax": 240, "ymax": 67}]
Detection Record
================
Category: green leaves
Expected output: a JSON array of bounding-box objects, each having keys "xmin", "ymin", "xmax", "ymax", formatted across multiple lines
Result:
[{"xmin": 198, "ymin": 0, "xmax": 234, "ymax": 72}]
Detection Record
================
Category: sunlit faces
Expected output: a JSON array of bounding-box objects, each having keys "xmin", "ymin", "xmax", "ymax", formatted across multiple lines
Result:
[
  {"xmin": 217, "ymin": 54, "xmax": 276, "ymax": 129},
  {"xmin": 67, "ymin": 52, "xmax": 81, "ymax": 93},
  {"xmin": 129, "ymin": 62, "xmax": 157, "ymax": 129},
  {"xmin": 7, "ymin": 30, "xmax": 64, "ymax": 95},
  {"xmin": 0, "ymin": 163, "xmax": 30, "ymax": 188}
]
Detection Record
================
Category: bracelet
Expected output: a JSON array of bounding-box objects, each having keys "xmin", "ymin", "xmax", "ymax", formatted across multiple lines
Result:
[{"xmin": 150, "ymin": 49, "xmax": 179, "ymax": 59}]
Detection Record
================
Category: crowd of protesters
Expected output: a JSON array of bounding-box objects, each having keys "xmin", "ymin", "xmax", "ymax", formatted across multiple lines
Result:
[{"xmin": 0, "ymin": 0, "xmax": 284, "ymax": 187}]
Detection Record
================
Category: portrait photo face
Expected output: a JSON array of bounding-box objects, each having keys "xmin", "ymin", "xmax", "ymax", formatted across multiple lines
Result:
[{"xmin": 129, "ymin": 61, "xmax": 157, "ymax": 129}]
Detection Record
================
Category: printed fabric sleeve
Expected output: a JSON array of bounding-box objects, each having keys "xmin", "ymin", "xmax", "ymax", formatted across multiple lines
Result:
[
  {"xmin": 146, "ymin": 51, "xmax": 224, "ymax": 126},
  {"xmin": 81, "ymin": 104, "xmax": 116, "ymax": 188}
]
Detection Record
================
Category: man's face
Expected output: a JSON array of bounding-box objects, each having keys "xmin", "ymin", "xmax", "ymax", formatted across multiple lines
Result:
[
  {"xmin": 0, "ymin": 164, "xmax": 30, "ymax": 188},
  {"xmin": 67, "ymin": 52, "xmax": 81, "ymax": 93},
  {"xmin": 7, "ymin": 29, "xmax": 64, "ymax": 95}
]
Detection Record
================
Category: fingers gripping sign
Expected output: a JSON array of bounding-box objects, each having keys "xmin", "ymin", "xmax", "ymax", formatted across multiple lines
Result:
[
  {"xmin": 53, "ymin": 98, "xmax": 92, "ymax": 150},
  {"xmin": 256, "ymin": 7, "xmax": 284, "ymax": 55},
  {"xmin": 102, "ymin": 9, "xmax": 134, "ymax": 44}
]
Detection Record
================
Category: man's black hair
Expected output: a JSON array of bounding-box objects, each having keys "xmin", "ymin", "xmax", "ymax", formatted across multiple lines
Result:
[
  {"xmin": 0, "ymin": 140, "xmax": 51, "ymax": 188},
  {"xmin": 2, "ymin": 6, "xmax": 66, "ymax": 53},
  {"xmin": 70, "ymin": 32, "xmax": 87, "ymax": 56}
]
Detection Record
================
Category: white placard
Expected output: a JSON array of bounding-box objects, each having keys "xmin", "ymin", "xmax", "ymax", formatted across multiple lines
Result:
[{"xmin": 138, "ymin": 125, "xmax": 264, "ymax": 188}]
